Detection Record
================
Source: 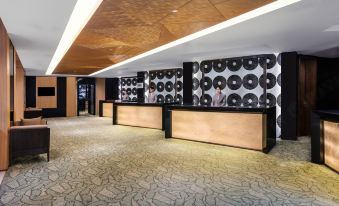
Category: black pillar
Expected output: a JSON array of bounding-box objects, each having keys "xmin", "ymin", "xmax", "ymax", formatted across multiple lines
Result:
[
  {"xmin": 105, "ymin": 78, "xmax": 119, "ymax": 100},
  {"xmin": 137, "ymin": 72, "xmax": 145, "ymax": 103},
  {"xmin": 281, "ymin": 52, "xmax": 298, "ymax": 140},
  {"xmin": 183, "ymin": 62, "xmax": 193, "ymax": 105}
]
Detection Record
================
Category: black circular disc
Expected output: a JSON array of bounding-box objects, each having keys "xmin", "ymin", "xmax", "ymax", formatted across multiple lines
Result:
[
  {"xmin": 277, "ymin": 73, "xmax": 281, "ymax": 86},
  {"xmin": 227, "ymin": 75, "xmax": 242, "ymax": 90},
  {"xmin": 176, "ymin": 81, "xmax": 183, "ymax": 92},
  {"xmin": 157, "ymin": 94, "xmax": 164, "ymax": 103},
  {"xmin": 193, "ymin": 62, "xmax": 200, "ymax": 74},
  {"xmin": 277, "ymin": 94, "xmax": 281, "ymax": 107},
  {"xmin": 149, "ymin": 82, "xmax": 156, "ymax": 91},
  {"xmin": 150, "ymin": 72, "xmax": 157, "ymax": 80},
  {"xmin": 193, "ymin": 78, "xmax": 200, "ymax": 91},
  {"xmin": 277, "ymin": 115, "xmax": 281, "ymax": 128},
  {"xmin": 212, "ymin": 59, "xmax": 226, "ymax": 73},
  {"xmin": 132, "ymin": 78, "xmax": 137, "ymax": 86},
  {"xmin": 227, "ymin": 93, "xmax": 242, "ymax": 107},
  {"xmin": 176, "ymin": 94, "xmax": 183, "ymax": 103},
  {"xmin": 126, "ymin": 88, "xmax": 132, "ymax": 95},
  {"xmin": 227, "ymin": 59, "xmax": 242, "ymax": 72},
  {"xmin": 126, "ymin": 79, "xmax": 132, "ymax": 86},
  {"xmin": 144, "ymin": 72, "xmax": 149, "ymax": 80},
  {"xmin": 157, "ymin": 82, "xmax": 165, "ymax": 92},
  {"xmin": 157, "ymin": 71, "xmax": 164, "ymax": 80},
  {"xmin": 243, "ymin": 74, "xmax": 259, "ymax": 90},
  {"xmin": 176, "ymin": 69, "xmax": 183, "ymax": 78},
  {"xmin": 243, "ymin": 57, "xmax": 259, "ymax": 70},
  {"xmin": 165, "ymin": 94, "xmax": 174, "ymax": 103},
  {"xmin": 165, "ymin": 81, "xmax": 174, "ymax": 92},
  {"xmin": 259, "ymin": 73, "xmax": 277, "ymax": 89},
  {"xmin": 259, "ymin": 93, "xmax": 276, "ymax": 107},
  {"xmin": 259, "ymin": 54, "xmax": 277, "ymax": 69},
  {"xmin": 200, "ymin": 76, "xmax": 213, "ymax": 91},
  {"xmin": 193, "ymin": 94, "xmax": 200, "ymax": 105},
  {"xmin": 200, "ymin": 94, "xmax": 212, "ymax": 106},
  {"xmin": 121, "ymin": 79, "xmax": 126, "ymax": 86},
  {"xmin": 166, "ymin": 70, "xmax": 174, "ymax": 79},
  {"xmin": 200, "ymin": 61, "xmax": 212, "ymax": 73},
  {"xmin": 132, "ymin": 88, "xmax": 137, "ymax": 95},
  {"xmin": 212, "ymin": 76, "xmax": 226, "ymax": 90},
  {"xmin": 243, "ymin": 93, "xmax": 259, "ymax": 107}
]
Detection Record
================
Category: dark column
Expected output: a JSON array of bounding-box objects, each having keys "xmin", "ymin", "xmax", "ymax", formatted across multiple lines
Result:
[
  {"xmin": 281, "ymin": 52, "xmax": 298, "ymax": 140},
  {"xmin": 26, "ymin": 76, "xmax": 36, "ymax": 107},
  {"xmin": 137, "ymin": 72, "xmax": 145, "ymax": 103},
  {"xmin": 183, "ymin": 62, "xmax": 193, "ymax": 105},
  {"xmin": 105, "ymin": 78, "xmax": 120, "ymax": 100}
]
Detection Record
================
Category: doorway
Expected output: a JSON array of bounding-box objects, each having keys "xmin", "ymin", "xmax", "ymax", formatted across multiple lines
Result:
[{"xmin": 77, "ymin": 78, "xmax": 96, "ymax": 116}]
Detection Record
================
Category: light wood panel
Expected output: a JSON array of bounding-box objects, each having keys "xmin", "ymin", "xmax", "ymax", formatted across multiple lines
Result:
[
  {"xmin": 324, "ymin": 121, "xmax": 339, "ymax": 172},
  {"xmin": 14, "ymin": 52, "xmax": 25, "ymax": 121},
  {"xmin": 36, "ymin": 77, "xmax": 57, "ymax": 109},
  {"xmin": 0, "ymin": 19, "xmax": 10, "ymax": 170},
  {"xmin": 66, "ymin": 77, "xmax": 77, "ymax": 117},
  {"xmin": 172, "ymin": 110, "xmax": 265, "ymax": 150},
  {"xmin": 117, "ymin": 106, "xmax": 162, "ymax": 129},
  {"xmin": 96, "ymin": 78, "xmax": 105, "ymax": 115},
  {"xmin": 102, "ymin": 103, "xmax": 113, "ymax": 117},
  {"xmin": 54, "ymin": 0, "xmax": 273, "ymax": 75}
]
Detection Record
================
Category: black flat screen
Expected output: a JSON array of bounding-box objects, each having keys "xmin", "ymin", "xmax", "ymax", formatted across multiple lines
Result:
[{"xmin": 38, "ymin": 87, "xmax": 55, "ymax": 96}]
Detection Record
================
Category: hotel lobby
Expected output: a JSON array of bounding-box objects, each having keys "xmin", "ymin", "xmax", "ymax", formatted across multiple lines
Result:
[{"xmin": 0, "ymin": 0, "xmax": 338, "ymax": 205}]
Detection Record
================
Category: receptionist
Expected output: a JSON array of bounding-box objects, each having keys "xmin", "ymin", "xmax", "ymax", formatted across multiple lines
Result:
[
  {"xmin": 122, "ymin": 91, "xmax": 129, "ymax": 101},
  {"xmin": 212, "ymin": 86, "xmax": 226, "ymax": 107}
]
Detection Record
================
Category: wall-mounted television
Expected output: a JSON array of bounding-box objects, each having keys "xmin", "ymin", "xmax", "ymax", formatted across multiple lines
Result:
[{"xmin": 38, "ymin": 87, "xmax": 55, "ymax": 96}]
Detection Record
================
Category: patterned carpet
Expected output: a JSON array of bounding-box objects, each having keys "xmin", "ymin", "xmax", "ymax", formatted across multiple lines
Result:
[{"xmin": 0, "ymin": 116, "xmax": 338, "ymax": 206}]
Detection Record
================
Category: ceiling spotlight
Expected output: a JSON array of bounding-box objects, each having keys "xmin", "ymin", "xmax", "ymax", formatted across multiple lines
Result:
[{"xmin": 172, "ymin": 10, "xmax": 178, "ymax": 13}]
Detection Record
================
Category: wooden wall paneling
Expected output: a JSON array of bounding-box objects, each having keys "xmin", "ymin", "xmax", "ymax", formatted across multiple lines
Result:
[
  {"xmin": 0, "ymin": 19, "xmax": 10, "ymax": 170},
  {"xmin": 66, "ymin": 77, "xmax": 77, "ymax": 117},
  {"xmin": 36, "ymin": 77, "xmax": 57, "ymax": 108},
  {"xmin": 96, "ymin": 78, "xmax": 105, "ymax": 115},
  {"xmin": 14, "ymin": 52, "xmax": 25, "ymax": 121}
]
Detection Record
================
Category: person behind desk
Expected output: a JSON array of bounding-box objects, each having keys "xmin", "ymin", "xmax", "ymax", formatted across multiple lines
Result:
[
  {"xmin": 147, "ymin": 86, "xmax": 157, "ymax": 103},
  {"xmin": 212, "ymin": 86, "xmax": 226, "ymax": 107},
  {"xmin": 122, "ymin": 91, "xmax": 129, "ymax": 101}
]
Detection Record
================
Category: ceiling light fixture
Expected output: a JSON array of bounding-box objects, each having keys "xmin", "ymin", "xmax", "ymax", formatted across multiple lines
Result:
[
  {"xmin": 90, "ymin": 0, "xmax": 300, "ymax": 77},
  {"xmin": 45, "ymin": 0, "xmax": 103, "ymax": 75},
  {"xmin": 172, "ymin": 9, "xmax": 178, "ymax": 13}
]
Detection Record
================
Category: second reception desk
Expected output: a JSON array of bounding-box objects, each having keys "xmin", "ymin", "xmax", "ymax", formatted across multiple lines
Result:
[
  {"xmin": 165, "ymin": 105, "xmax": 276, "ymax": 153},
  {"xmin": 113, "ymin": 102, "xmax": 171, "ymax": 130}
]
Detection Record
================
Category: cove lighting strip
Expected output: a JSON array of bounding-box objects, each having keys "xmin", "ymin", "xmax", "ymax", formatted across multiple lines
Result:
[
  {"xmin": 89, "ymin": 0, "xmax": 301, "ymax": 76},
  {"xmin": 45, "ymin": 0, "xmax": 103, "ymax": 75}
]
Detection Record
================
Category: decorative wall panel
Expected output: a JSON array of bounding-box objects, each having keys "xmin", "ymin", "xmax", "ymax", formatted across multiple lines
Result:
[
  {"xmin": 193, "ymin": 54, "xmax": 281, "ymax": 138},
  {"xmin": 148, "ymin": 68, "xmax": 182, "ymax": 103},
  {"xmin": 120, "ymin": 76, "xmax": 137, "ymax": 101}
]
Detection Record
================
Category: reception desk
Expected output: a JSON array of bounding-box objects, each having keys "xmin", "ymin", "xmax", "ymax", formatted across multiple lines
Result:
[
  {"xmin": 311, "ymin": 111, "xmax": 339, "ymax": 172},
  {"xmin": 165, "ymin": 105, "xmax": 276, "ymax": 153},
  {"xmin": 99, "ymin": 100, "xmax": 114, "ymax": 117},
  {"xmin": 113, "ymin": 102, "xmax": 174, "ymax": 130}
]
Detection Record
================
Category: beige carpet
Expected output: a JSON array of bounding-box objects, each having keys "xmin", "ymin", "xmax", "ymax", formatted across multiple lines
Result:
[{"xmin": 0, "ymin": 116, "xmax": 338, "ymax": 205}]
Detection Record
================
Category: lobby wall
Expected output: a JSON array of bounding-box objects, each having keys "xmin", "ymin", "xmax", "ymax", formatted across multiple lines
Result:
[{"xmin": 191, "ymin": 54, "xmax": 281, "ymax": 138}]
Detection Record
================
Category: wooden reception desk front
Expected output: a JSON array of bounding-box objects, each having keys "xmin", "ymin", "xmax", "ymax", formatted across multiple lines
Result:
[
  {"xmin": 113, "ymin": 102, "xmax": 174, "ymax": 130},
  {"xmin": 165, "ymin": 105, "xmax": 276, "ymax": 153},
  {"xmin": 311, "ymin": 111, "xmax": 339, "ymax": 172}
]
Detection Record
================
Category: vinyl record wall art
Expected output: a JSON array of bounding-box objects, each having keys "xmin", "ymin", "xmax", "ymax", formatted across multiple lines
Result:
[
  {"xmin": 120, "ymin": 76, "xmax": 138, "ymax": 101},
  {"xmin": 193, "ymin": 54, "xmax": 281, "ymax": 138}
]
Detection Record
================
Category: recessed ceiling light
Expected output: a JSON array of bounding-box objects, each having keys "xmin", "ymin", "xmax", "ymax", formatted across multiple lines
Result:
[
  {"xmin": 172, "ymin": 10, "xmax": 178, "ymax": 13},
  {"xmin": 45, "ymin": 0, "xmax": 103, "ymax": 75}
]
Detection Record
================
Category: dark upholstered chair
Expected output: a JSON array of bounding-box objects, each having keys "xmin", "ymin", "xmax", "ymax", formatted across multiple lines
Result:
[{"xmin": 9, "ymin": 119, "xmax": 50, "ymax": 164}]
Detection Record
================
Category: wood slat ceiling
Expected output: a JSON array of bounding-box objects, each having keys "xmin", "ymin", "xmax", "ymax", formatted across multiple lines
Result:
[{"xmin": 54, "ymin": 0, "xmax": 274, "ymax": 75}]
